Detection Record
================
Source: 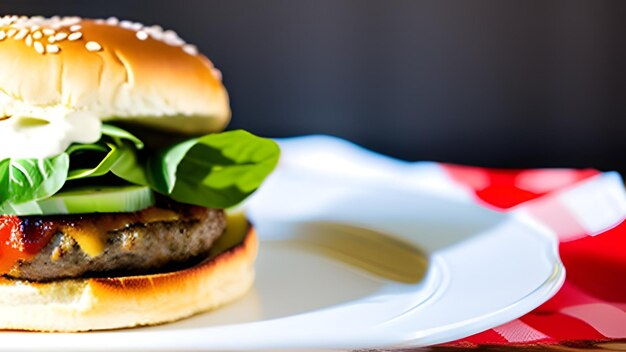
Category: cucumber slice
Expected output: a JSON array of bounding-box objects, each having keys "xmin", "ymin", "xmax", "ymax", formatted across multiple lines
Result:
[
  {"xmin": 0, "ymin": 200, "xmax": 43, "ymax": 215},
  {"xmin": 36, "ymin": 185, "xmax": 155, "ymax": 215}
]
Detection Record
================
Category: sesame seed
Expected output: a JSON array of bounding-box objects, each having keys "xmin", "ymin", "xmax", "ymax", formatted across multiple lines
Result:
[
  {"xmin": 69, "ymin": 24, "xmax": 81, "ymax": 32},
  {"xmin": 42, "ymin": 28, "xmax": 55, "ymax": 36},
  {"xmin": 13, "ymin": 28, "xmax": 28, "ymax": 40},
  {"xmin": 6, "ymin": 28, "xmax": 17, "ymax": 38},
  {"xmin": 46, "ymin": 44, "xmax": 60, "ymax": 53},
  {"xmin": 54, "ymin": 32, "xmax": 68, "ymax": 41},
  {"xmin": 211, "ymin": 68, "xmax": 223, "ymax": 81},
  {"xmin": 30, "ymin": 25, "xmax": 40, "ymax": 32},
  {"xmin": 182, "ymin": 44, "xmax": 198, "ymax": 56},
  {"xmin": 120, "ymin": 20, "xmax": 133, "ymax": 29},
  {"xmin": 148, "ymin": 25, "xmax": 163, "ymax": 33},
  {"xmin": 144, "ymin": 25, "xmax": 164, "ymax": 40},
  {"xmin": 25, "ymin": 34, "xmax": 32, "ymax": 46},
  {"xmin": 163, "ymin": 29, "xmax": 177, "ymax": 37},
  {"xmin": 0, "ymin": 31, "xmax": 5, "ymax": 41},
  {"xmin": 47, "ymin": 35, "xmax": 55, "ymax": 43},
  {"xmin": 163, "ymin": 30, "xmax": 184, "ymax": 46},
  {"xmin": 33, "ymin": 41, "xmax": 45, "ymax": 54},
  {"xmin": 32, "ymin": 31, "xmax": 42, "ymax": 40},
  {"xmin": 106, "ymin": 17, "xmax": 119, "ymax": 25},
  {"xmin": 136, "ymin": 31, "xmax": 148, "ymax": 40},
  {"xmin": 85, "ymin": 41, "xmax": 102, "ymax": 52},
  {"xmin": 68, "ymin": 32, "xmax": 82, "ymax": 41},
  {"xmin": 130, "ymin": 22, "xmax": 143, "ymax": 31},
  {"xmin": 60, "ymin": 17, "xmax": 80, "ymax": 27}
]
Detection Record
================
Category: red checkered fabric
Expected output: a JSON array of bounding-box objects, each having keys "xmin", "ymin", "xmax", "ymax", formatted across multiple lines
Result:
[{"xmin": 441, "ymin": 165, "xmax": 626, "ymax": 346}]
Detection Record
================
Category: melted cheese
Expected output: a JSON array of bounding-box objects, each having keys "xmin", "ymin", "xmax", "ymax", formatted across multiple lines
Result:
[
  {"xmin": 63, "ymin": 223, "xmax": 106, "ymax": 258},
  {"xmin": 139, "ymin": 208, "xmax": 180, "ymax": 223},
  {"xmin": 63, "ymin": 208, "xmax": 181, "ymax": 258}
]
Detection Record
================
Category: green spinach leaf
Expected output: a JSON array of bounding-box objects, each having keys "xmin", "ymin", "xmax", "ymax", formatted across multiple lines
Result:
[
  {"xmin": 149, "ymin": 130, "xmax": 280, "ymax": 208},
  {"xmin": 0, "ymin": 154, "xmax": 69, "ymax": 205}
]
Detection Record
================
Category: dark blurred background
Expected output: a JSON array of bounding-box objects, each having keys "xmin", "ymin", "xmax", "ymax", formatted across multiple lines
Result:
[{"xmin": 2, "ymin": 1, "xmax": 626, "ymax": 171}]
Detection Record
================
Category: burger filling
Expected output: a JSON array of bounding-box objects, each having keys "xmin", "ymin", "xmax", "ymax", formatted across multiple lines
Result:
[
  {"xmin": 0, "ymin": 123, "xmax": 279, "ymax": 281},
  {"xmin": 4, "ymin": 204, "xmax": 225, "ymax": 282}
]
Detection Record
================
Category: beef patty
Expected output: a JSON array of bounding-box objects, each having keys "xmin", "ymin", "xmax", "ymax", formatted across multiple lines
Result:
[{"xmin": 6, "ymin": 205, "xmax": 226, "ymax": 281}]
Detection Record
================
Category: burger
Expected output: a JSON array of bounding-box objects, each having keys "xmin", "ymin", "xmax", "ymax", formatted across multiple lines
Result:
[{"xmin": 0, "ymin": 15, "xmax": 279, "ymax": 331}]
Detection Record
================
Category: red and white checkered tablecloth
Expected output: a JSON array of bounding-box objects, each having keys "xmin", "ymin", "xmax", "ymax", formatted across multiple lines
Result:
[{"xmin": 439, "ymin": 165, "xmax": 626, "ymax": 346}]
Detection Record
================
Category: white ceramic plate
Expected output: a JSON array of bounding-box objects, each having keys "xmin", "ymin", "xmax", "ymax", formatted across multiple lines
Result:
[{"xmin": 0, "ymin": 136, "xmax": 564, "ymax": 351}]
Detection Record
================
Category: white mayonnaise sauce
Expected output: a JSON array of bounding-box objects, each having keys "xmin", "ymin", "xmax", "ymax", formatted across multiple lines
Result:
[{"xmin": 0, "ymin": 107, "xmax": 101, "ymax": 160}]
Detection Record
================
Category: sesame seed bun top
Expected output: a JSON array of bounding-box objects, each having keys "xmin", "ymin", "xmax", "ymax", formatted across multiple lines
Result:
[{"xmin": 0, "ymin": 15, "xmax": 230, "ymax": 135}]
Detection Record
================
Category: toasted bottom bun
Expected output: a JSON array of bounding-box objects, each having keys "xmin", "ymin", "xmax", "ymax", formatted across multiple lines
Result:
[{"xmin": 0, "ymin": 222, "xmax": 257, "ymax": 332}]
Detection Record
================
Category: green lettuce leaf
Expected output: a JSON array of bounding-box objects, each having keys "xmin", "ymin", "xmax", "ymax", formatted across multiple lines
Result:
[
  {"xmin": 67, "ymin": 143, "xmax": 127, "ymax": 180},
  {"xmin": 0, "ymin": 154, "xmax": 69, "ymax": 205},
  {"xmin": 101, "ymin": 124, "xmax": 144, "ymax": 149},
  {"xmin": 0, "ymin": 125, "xmax": 279, "ymax": 214},
  {"xmin": 67, "ymin": 124, "xmax": 144, "ymax": 181},
  {"xmin": 148, "ymin": 130, "xmax": 280, "ymax": 208},
  {"xmin": 110, "ymin": 142, "xmax": 150, "ymax": 186}
]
